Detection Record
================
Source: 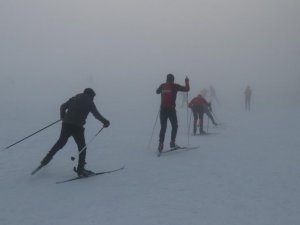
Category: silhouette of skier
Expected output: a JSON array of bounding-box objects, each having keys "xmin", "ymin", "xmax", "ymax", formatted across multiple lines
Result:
[{"xmin": 244, "ymin": 85, "xmax": 252, "ymax": 112}]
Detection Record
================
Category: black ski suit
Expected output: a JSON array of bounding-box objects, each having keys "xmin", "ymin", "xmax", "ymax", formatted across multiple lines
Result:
[{"xmin": 41, "ymin": 92, "xmax": 109, "ymax": 172}]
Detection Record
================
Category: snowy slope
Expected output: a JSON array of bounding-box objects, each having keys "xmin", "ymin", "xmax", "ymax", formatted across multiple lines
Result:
[{"xmin": 1, "ymin": 103, "xmax": 300, "ymax": 225}]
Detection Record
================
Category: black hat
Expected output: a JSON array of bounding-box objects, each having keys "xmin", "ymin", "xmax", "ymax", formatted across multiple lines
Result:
[
  {"xmin": 84, "ymin": 88, "xmax": 96, "ymax": 98},
  {"xmin": 166, "ymin": 74, "xmax": 174, "ymax": 82}
]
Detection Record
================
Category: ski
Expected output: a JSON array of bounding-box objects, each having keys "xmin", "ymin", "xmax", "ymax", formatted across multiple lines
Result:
[
  {"xmin": 215, "ymin": 123, "xmax": 225, "ymax": 126},
  {"xmin": 158, "ymin": 145, "xmax": 200, "ymax": 156},
  {"xmin": 212, "ymin": 123, "xmax": 226, "ymax": 128},
  {"xmin": 193, "ymin": 132, "xmax": 220, "ymax": 136},
  {"xmin": 56, "ymin": 166, "xmax": 125, "ymax": 184}
]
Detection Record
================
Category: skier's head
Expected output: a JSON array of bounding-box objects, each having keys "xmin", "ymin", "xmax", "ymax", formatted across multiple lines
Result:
[
  {"xmin": 166, "ymin": 74, "xmax": 175, "ymax": 83},
  {"xmin": 84, "ymin": 88, "xmax": 96, "ymax": 100}
]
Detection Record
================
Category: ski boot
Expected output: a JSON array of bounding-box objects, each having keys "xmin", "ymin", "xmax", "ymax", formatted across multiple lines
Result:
[
  {"xmin": 170, "ymin": 141, "xmax": 180, "ymax": 149},
  {"xmin": 75, "ymin": 167, "xmax": 95, "ymax": 177}
]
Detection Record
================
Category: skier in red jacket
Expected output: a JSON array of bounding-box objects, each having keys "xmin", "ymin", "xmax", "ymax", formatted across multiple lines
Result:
[
  {"xmin": 156, "ymin": 74, "xmax": 189, "ymax": 152},
  {"xmin": 189, "ymin": 94, "xmax": 217, "ymax": 135}
]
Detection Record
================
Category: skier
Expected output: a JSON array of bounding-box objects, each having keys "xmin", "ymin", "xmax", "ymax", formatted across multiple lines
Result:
[
  {"xmin": 189, "ymin": 94, "xmax": 218, "ymax": 135},
  {"xmin": 156, "ymin": 74, "xmax": 190, "ymax": 152},
  {"xmin": 208, "ymin": 85, "xmax": 220, "ymax": 105},
  {"xmin": 35, "ymin": 88, "xmax": 110, "ymax": 176},
  {"xmin": 200, "ymin": 88, "xmax": 208, "ymax": 99},
  {"xmin": 244, "ymin": 85, "xmax": 252, "ymax": 112}
]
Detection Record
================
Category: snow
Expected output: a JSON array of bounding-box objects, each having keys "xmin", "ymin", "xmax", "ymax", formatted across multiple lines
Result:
[
  {"xmin": 1, "ymin": 0, "xmax": 299, "ymax": 223},
  {"xmin": 1, "ymin": 100, "xmax": 300, "ymax": 225}
]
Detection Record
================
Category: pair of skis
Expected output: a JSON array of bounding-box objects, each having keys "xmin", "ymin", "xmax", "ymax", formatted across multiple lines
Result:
[
  {"xmin": 56, "ymin": 166, "xmax": 125, "ymax": 184},
  {"xmin": 32, "ymin": 145, "xmax": 199, "ymax": 182},
  {"xmin": 31, "ymin": 165, "xmax": 125, "ymax": 184},
  {"xmin": 157, "ymin": 145, "xmax": 200, "ymax": 157},
  {"xmin": 193, "ymin": 132, "xmax": 220, "ymax": 136}
]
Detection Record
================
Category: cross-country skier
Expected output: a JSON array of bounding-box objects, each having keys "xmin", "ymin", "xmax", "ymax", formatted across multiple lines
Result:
[
  {"xmin": 208, "ymin": 85, "xmax": 220, "ymax": 105},
  {"xmin": 156, "ymin": 74, "xmax": 190, "ymax": 153},
  {"xmin": 244, "ymin": 85, "xmax": 252, "ymax": 112},
  {"xmin": 189, "ymin": 94, "xmax": 218, "ymax": 135},
  {"xmin": 35, "ymin": 88, "xmax": 110, "ymax": 176}
]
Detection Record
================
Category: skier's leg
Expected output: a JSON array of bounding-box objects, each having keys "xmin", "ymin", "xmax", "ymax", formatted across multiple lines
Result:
[
  {"xmin": 41, "ymin": 123, "xmax": 71, "ymax": 166},
  {"xmin": 192, "ymin": 109, "xmax": 198, "ymax": 135},
  {"xmin": 206, "ymin": 110, "xmax": 217, "ymax": 125},
  {"xmin": 169, "ymin": 109, "xmax": 178, "ymax": 146},
  {"xmin": 199, "ymin": 110, "xmax": 205, "ymax": 134},
  {"xmin": 72, "ymin": 126, "xmax": 86, "ymax": 173},
  {"xmin": 159, "ymin": 109, "xmax": 168, "ymax": 146}
]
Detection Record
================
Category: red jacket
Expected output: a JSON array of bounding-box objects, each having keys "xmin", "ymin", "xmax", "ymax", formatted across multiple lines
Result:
[
  {"xmin": 156, "ymin": 81, "xmax": 189, "ymax": 108},
  {"xmin": 188, "ymin": 95, "xmax": 208, "ymax": 108}
]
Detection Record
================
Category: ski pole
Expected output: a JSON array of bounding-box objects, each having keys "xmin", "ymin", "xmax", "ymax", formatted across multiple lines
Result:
[
  {"xmin": 186, "ymin": 92, "xmax": 191, "ymax": 146},
  {"xmin": 207, "ymin": 114, "xmax": 209, "ymax": 133},
  {"xmin": 210, "ymin": 109, "xmax": 219, "ymax": 123},
  {"xmin": 187, "ymin": 108, "xmax": 192, "ymax": 146},
  {"xmin": 2, "ymin": 119, "xmax": 61, "ymax": 151},
  {"xmin": 71, "ymin": 127, "xmax": 105, "ymax": 161},
  {"xmin": 186, "ymin": 93, "xmax": 189, "ymax": 134},
  {"xmin": 147, "ymin": 108, "xmax": 160, "ymax": 150}
]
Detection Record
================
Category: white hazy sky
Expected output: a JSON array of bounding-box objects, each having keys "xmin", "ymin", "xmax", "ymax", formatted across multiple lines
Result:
[{"xmin": 0, "ymin": 0, "xmax": 299, "ymax": 108}]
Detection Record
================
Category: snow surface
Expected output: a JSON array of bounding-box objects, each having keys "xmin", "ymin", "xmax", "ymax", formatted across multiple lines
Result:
[{"xmin": 1, "ymin": 101, "xmax": 300, "ymax": 225}]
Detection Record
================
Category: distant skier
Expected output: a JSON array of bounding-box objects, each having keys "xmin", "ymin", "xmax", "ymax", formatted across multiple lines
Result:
[
  {"xmin": 244, "ymin": 85, "xmax": 252, "ymax": 112},
  {"xmin": 34, "ymin": 88, "xmax": 110, "ymax": 176},
  {"xmin": 156, "ymin": 74, "xmax": 190, "ymax": 152},
  {"xmin": 188, "ymin": 94, "xmax": 217, "ymax": 135},
  {"xmin": 208, "ymin": 85, "xmax": 220, "ymax": 105},
  {"xmin": 200, "ymin": 88, "xmax": 209, "ymax": 99}
]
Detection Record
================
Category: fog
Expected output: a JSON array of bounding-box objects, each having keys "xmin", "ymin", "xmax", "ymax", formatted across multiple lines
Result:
[
  {"xmin": 1, "ymin": 2, "xmax": 300, "ymax": 224},
  {"xmin": 0, "ymin": 0, "xmax": 299, "ymax": 121}
]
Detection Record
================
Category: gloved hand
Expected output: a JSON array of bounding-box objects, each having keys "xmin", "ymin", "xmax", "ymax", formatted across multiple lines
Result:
[{"xmin": 103, "ymin": 120, "xmax": 110, "ymax": 128}]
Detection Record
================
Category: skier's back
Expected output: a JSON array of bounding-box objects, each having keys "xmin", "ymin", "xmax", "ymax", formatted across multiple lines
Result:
[{"xmin": 156, "ymin": 74, "xmax": 189, "ymax": 152}]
